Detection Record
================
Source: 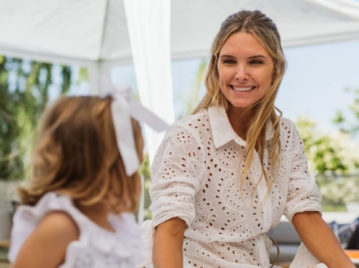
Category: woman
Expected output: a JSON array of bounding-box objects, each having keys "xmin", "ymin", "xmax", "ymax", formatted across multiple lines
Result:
[{"xmin": 149, "ymin": 10, "xmax": 354, "ymax": 268}]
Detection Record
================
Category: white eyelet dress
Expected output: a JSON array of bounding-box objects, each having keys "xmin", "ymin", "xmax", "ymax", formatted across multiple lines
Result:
[
  {"xmin": 8, "ymin": 192, "xmax": 146, "ymax": 268},
  {"xmin": 149, "ymin": 106, "xmax": 322, "ymax": 268}
]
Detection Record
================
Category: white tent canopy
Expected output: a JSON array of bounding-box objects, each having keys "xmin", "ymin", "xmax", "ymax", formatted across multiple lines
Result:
[
  {"xmin": 2, "ymin": 0, "xmax": 359, "ymax": 222},
  {"xmin": 1, "ymin": 0, "xmax": 359, "ymax": 65},
  {"xmin": 1, "ymin": 0, "xmax": 359, "ymax": 159}
]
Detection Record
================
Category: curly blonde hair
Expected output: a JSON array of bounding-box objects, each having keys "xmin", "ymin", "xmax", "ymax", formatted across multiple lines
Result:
[
  {"xmin": 18, "ymin": 96, "xmax": 143, "ymax": 214},
  {"xmin": 194, "ymin": 10, "xmax": 286, "ymax": 192}
]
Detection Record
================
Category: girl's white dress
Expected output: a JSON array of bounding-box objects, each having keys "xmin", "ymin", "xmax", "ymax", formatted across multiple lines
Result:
[{"xmin": 8, "ymin": 192, "xmax": 146, "ymax": 268}]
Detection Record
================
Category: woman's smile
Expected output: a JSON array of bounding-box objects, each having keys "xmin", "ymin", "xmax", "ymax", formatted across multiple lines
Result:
[{"xmin": 230, "ymin": 85, "xmax": 256, "ymax": 92}]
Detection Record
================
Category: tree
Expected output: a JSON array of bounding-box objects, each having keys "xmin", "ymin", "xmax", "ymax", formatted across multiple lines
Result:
[
  {"xmin": 296, "ymin": 114, "xmax": 359, "ymax": 211},
  {"xmin": 333, "ymin": 88, "xmax": 359, "ymax": 137},
  {"xmin": 296, "ymin": 117, "xmax": 359, "ymax": 175},
  {"xmin": 0, "ymin": 56, "xmax": 72, "ymax": 181}
]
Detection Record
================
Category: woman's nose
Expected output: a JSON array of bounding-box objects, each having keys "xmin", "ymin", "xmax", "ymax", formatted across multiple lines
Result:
[{"xmin": 234, "ymin": 65, "xmax": 249, "ymax": 81}]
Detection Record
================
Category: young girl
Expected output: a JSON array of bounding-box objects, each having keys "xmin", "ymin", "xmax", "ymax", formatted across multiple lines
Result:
[
  {"xmin": 149, "ymin": 10, "xmax": 354, "ymax": 268},
  {"xmin": 9, "ymin": 96, "xmax": 146, "ymax": 267}
]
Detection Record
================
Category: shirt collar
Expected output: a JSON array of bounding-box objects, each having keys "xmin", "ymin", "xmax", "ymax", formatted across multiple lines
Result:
[{"xmin": 208, "ymin": 106, "xmax": 274, "ymax": 149}]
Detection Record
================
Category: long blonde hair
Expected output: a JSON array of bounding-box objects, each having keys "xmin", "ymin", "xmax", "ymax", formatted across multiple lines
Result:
[
  {"xmin": 194, "ymin": 10, "xmax": 286, "ymax": 191},
  {"xmin": 18, "ymin": 96, "xmax": 143, "ymax": 214}
]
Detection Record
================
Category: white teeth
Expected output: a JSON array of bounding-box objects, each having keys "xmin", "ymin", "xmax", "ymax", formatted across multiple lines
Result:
[{"xmin": 232, "ymin": 86, "xmax": 254, "ymax": 92}]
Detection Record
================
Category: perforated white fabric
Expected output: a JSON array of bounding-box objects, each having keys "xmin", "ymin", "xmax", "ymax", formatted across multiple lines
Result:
[{"xmin": 150, "ymin": 106, "xmax": 321, "ymax": 268}]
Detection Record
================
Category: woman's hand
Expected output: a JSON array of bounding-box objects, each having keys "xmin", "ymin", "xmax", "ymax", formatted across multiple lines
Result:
[{"xmin": 153, "ymin": 217, "xmax": 186, "ymax": 268}]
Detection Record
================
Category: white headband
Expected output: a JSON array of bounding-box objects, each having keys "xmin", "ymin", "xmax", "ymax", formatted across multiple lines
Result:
[{"xmin": 109, "ymin": 88, "xmax": 169, "ymax": 176}]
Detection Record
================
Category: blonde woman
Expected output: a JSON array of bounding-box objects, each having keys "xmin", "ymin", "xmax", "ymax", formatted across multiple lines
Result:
[{"xmin": 149, "ymin": 10, "xmax": 354, "ymax": 268}]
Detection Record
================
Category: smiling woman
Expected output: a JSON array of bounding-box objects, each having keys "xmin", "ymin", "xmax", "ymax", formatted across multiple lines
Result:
[
  {"xmin": 217, "ymin": 32, "xmax": 274, "ymax": 111},
  {"xmin": 149, "ymin": 9, "xmax": 355, "ymax": 268}
]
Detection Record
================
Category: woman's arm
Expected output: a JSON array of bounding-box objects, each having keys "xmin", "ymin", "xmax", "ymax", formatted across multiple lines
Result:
[
  {"xmin": 153, "ymin": 217, "xmax": 186, "ymax": 268},
  {"xmin": 292, "ymin": 211, "xmax": 354, "ymax": 268},
  {"xmin": 12, "ymin": 211, "xmax": 79, "ymax": 268}
]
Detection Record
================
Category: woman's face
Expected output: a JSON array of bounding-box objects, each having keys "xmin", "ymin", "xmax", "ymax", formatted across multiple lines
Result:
[{"xmin": 217, "ymin": 32, "xmax": 274, "ymax": 110}]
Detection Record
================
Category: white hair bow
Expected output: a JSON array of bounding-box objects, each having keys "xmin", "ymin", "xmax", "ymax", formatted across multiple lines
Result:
[{"xmin": 107, "ymin": 87, "xmax": 169, "ymax": 176}]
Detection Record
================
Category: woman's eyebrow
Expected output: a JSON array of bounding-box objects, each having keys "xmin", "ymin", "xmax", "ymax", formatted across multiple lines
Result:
[
  {"xmin": 219, "ymin": 54, "xmax": 236, "ymax": 58},
  {"xmin": 248, "ymin": 55, "xmax": 267, "ymax": 59},
  {"xmin": 219, "ymin": 54, "xmax": 268, "ymax": 59}
]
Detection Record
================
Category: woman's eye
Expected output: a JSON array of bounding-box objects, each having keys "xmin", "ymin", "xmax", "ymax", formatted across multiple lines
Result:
[
  {"xmin": 250, "ymin": 60, "xmax": 263, "ymax": 65},
  {"xmin": 223, "ymin": 59, "xmax": 236, "ymax": 64}
]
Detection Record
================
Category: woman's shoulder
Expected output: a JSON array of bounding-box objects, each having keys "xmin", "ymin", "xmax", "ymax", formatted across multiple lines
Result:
[
  {"xmin": 152, "ymin": 109, "xmax": 209, "ymax": 168},
  {"xmin": 175, "ymin": 108, "xmax": 209, "ymax": 126},
  {"xmin": 277, "ymin": 116, "xmax": 304, "ymax": 146},
  {"xmin": 278, "ymin": 116, "xmax": 296, "ymax": 129},
  {"xmin": 278, "ymin": 116, "xmax": 301, "ymax": 135},
  {"xmin": 166, "ymin": 108, "xmax": 210, "ymax": 137}
]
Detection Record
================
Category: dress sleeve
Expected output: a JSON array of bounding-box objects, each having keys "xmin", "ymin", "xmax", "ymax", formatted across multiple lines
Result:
[
  {"xmin": 8, "ymin": 192, "xmax": 77, "ymax": 263},
  {"xmin": 283, "ymin": 121, "xmax": 322, "ymax": 222},
  {"xmin": 149, "ymin": 125, "xmax": 204, "ymax": 227}
]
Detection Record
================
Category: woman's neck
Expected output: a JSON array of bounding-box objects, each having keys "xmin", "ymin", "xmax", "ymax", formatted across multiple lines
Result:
[{"xmin": 227, "ymin": 106, "xmax": 255, "ymax": 140}]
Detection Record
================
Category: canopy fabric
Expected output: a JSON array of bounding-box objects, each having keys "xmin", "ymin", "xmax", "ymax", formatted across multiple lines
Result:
[
  {"xmin": 1, "ymin": 0, "xmax": 359, "ymax": 163},
  {"xmin": 1, "ymin": 0, "xmax": 359, "ymax": 139},
  {"xmin": 2, "ymin": 0, "xmax": 359, "ymax": 222},
  {"xmin": 123, "ymin": 0, "xmax": 173, "ymax": 187},
  {"xmin": 1, "ymin": 0, "xmax": 359, "ymax": 66},
  {"xmin": 171, "ymin": 0, "xmax": 359, "ymax": 59}
]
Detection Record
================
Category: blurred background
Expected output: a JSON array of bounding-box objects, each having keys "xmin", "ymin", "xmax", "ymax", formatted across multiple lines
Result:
[{"xmin": 1, "ymin": 0, "xmax": 359, "ymax": 266}]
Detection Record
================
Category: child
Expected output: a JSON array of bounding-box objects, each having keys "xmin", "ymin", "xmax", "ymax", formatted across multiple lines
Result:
[{"xmin": 9, "ymin": 95, "xmax": 146, "ymax": 267}]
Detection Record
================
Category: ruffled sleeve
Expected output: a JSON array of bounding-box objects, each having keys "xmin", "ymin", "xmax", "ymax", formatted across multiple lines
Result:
[
  {"xmin": 8, "ymin": 192, "xmax": 78, "ymax": 263},
  {"xmin": 150, "ymin": 124, "xmax": 204, "ymax": 228},
  {"xmin": 283, "ymin": 120, "xmax": 322, "ymax": 222},
  {"xmin": 9, "ymin": 192, "xmax": 146, "ymax": 268}
]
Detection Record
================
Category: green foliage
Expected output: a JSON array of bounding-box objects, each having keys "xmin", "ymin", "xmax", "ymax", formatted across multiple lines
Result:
[
  {"xmin": 0, "ymin": 57, "xmax": 72, "ymax": 181},
  {"xmin": 317, "ymin": 175, "xmax": 359, "ymax": 208},
  {"xmin": 296, "ymin": 99, "xmax": 359, "ymax": 211},
  {"xmin": 296, "ymin": 117, "xmax": 359, "ymax": 175},
  {"xmin": 333, "ymin": 88, "xmax": 359, "ymax": 136},
  {"xmin": 77, "ymin": 67, "xmax": 89, "ymax": 84},
  {"xmin": 139, "ymin": 154, "xmax": 152, "ymax": 220}
]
